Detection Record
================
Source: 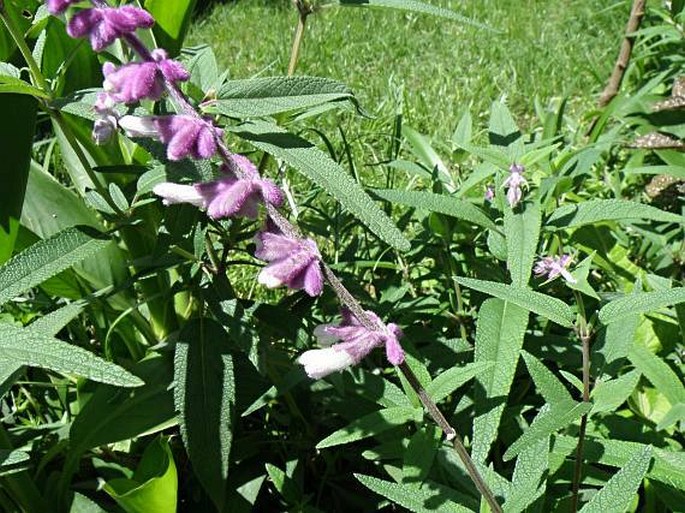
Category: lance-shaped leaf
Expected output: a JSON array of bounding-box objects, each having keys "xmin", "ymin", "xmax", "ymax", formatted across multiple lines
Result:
[
  {"xmin": 521, "ymin": 350, "xmax": 573, "ymax": 406},
  {"xmin": 426, "ymin": 361, "xmax": 495, "ymax": 404},
  {"xmin": 335, "ymin": 0, "xmax": 490, "ymax": 30},
  {"xmin": 505, "ymin": 437, "xmax": 549, "ymax": 513},
  {"xmin": 455, "ymin": 277, "xmax": 575, "ymax": 327},
  {"xmin": 0, "ymin": 324, "xmax": 142, "ymax": 387},
  {"xmin": 174, "ymin": 319, "xmax": 234, "ymax": 511},
  {"xmin": 505, "ymin": 201, "xmax": 541, "ymax": 287},
  {"xmin": 0, "ymin": 226, "xmax": 109, "ymax": 307},
  {"xmin": 472, "ymin": 298, "xmax": 529, "ymax": 463},
  {"xmin": 372, "ymin": 189, "xmax": 496, "ymax": 229},
  {"xmin": 211, "ymin": 76, "xmax": 356, "ymax": 118},
  {"xmin": 144, "ymin": 0, "xmax": 197, "ymax": 56},
  {"xmin": 317, "ymin": 407, "xmax": 422, "ymax": 449},
  {"xmin": 231, "ymin": 120, "xmax": 410, "ymax": 251},
  {"xmin": 0, "ymin": 450, "xmax": 29, "ymax": 475},
  {"xmin": 547, "ymin": 199, "xmax": 683, "ymax": 229},
  {"xmin": 599, "ymin": 287, "xmax": 685, "ymax": 324},
  {"xmin": 402, "ymin": 126, "xmax": 455, "ymax": 192},
  {"xmin": 629, "ymin": 342, "xmax": 685, "ymax": 406},
  {"xmin": 355, "ymin": 474, "xmax": 475, "ymax": 513},
  {"xmin": 579, "ymin": 446, "xmax": 652, "ymax": 513},
  {"xmin": 504, "ymin": 402, "xmax": 592, "ymax": 461}
]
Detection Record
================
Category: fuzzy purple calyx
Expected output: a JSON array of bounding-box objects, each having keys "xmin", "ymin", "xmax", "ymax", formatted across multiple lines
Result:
[
  {"xmin": 298, "ymin": 309, "xmax": 405, "ymax": 379},
  {"xmin": 67, "ymin": 6, "xmax": 154, "ymax": 52},
  {"xmin": 102, "ymin": 50, "xmax": 190, "ymax": 105},
  {"xmin": 254, "ymin": 227, "xmax": 324, "ymax": 297}
]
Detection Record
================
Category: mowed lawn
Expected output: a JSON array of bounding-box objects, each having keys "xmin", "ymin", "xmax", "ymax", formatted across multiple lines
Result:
[{"xmin": 189, "ymin": 0, "xmax": 628, "ymax": 141}]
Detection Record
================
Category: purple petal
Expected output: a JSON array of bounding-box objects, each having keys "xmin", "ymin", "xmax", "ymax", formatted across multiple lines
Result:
[
  {"xmin": 254, "ymin": 231, "xmax": 301, "ymax": 261},
  {"xmin": 302, "ymin": 260, "xmax": 324, "ymax": 296}
]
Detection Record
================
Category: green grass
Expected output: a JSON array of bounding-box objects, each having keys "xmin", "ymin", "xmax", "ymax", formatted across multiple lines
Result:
[{"xmin": 189, "ymin": 0, "xmax": 629, "ymax": 142}]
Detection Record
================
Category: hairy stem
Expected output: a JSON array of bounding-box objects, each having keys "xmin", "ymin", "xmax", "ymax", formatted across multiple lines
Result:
[
  {"xmin": 399, "ymin": 362, "xmax": 503, "ymax": 513},
  {"xmin": 570, "ymin": 290, "xmax": 592, "ymax": 513}
]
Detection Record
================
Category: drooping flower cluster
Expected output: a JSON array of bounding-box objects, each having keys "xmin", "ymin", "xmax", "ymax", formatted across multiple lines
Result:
[
  {"xmin": 503, "ymin": 163, "xmax": 528, "ymax": 207},
  {"xmin": 47, "ymin": 0, "xmax": 405, "ymax": 379},
  {"xmin": 534, "ymin": 254, "xmax": 577, "ymax": 284},
  {"xmin": 299, "ymin": 309, "xmax": 405, "ymax": 379}
]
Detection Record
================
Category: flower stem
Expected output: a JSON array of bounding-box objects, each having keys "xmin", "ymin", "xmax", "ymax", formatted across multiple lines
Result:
[
  {"xmin": 399, "ymin": 362, "xmax": 503, "ymax": 513},
  {"xmin": 570, "ymin": 290, "xmax": 592, "ymax": 513}
]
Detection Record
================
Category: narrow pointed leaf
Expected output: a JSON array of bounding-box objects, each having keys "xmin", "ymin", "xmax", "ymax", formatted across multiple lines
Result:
[
  {"xmin": 579, "ymin": 446, "xmax": 652, "ymax": 513},
  {"xmin": 0, "ymin": 226, "xmax": 109, "ymax": 307},
  {"xmin": 547, "ymin": 199, "xmax": 683, "ymax": 229},
  {"xmin": 426, "ymin": 361, "xmax": 495, "ymax": 403},
  {"xmin": 335, "ymin": 0, "xmax": 491, "ymax": 30},
  {"xmin": 599, "ymin": 287, "xmax": 685, "ymax": 324},
  {"xmin": 0, "ymin": 450, "xmax": 29, "ymax": 474},
  {"xmin": 402, "ymin": 126, "xmax": 455, "ymax": 192},
  {"xmin": 316, "ymin": 407, "xmax": 421, "ymax": 449},
  {"xmin": 505, "ymin": 201, "xmax": 541, "ymax": 287},
  {"xmin": 505, "ymin": 437, "xmax": 549, "ymax": 513},
  {"xmin": 472, "ymin": 298, "xmax": 529, "ymax": 463},
  {"xmin": 231, "ymin": 120, "xmax": 410, "ymax": 251},
  {"xmin": 629, "ymin": 343, "xmax": 685, "ymax": 406},
  {"xmin": 212, "ymin": 76, "xmax": 355, "ymax": 117},
  {"xmin": 455, "ymin": 277, "xmax": 575, "ymax": 327},
  {"xmin": 174, "ymin": 319, "xmax": 234, "ymax": 511},
  {"xmin": 521, "ymin": 350, "xmax": 573, "ymax": 406},
  {"xmin": 355, "ymin": 474, "xmax": 475, "ymax": 513},
  {"xmin": 372, "ymin": 189, "xmax": 496, "ymax": 229},
  {"xmin": 504, "ymin": 401, "xmax": 592, "ymax": 461},
  {"xmin": 0, "ymin": 323, "xmax": 142, "ymax": 387},
  {"xmin": 144, "ymin": 0, "xmax": 197, "ymax": 55}
]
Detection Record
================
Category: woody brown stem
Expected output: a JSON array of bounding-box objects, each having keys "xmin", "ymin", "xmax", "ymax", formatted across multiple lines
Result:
[{"xmin": 597, "ymin": 0, "xmax": 646, "ymax": 107}]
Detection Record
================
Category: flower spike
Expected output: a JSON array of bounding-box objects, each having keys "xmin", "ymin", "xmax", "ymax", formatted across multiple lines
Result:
[{"xmin": 502, "ymin": 163, "xmax": 528, "ymax": 208}]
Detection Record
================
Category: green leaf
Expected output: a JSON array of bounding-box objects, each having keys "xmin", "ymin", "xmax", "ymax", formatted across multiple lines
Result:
[
  {"xmin": 0, "ymin": 450, "xmax": 29, "ymax": 475},
  {"xmin": 402, "ymin": 426, "xmax": 439, "ymax": 483},
  {"xmin": 623, "ymin": 165, "xmax": 685, "ymax": 179},
  {"xmin": 598, "ymin": 314, "xmax": 639, "ymax": 366},
  {"xmin": 372, "ymin": 189, "xmax": 496, "ymax": 230},
  {"xmin": 402, "ymin": 126, "xmax": 455, "ymax": 192},
  {"xmin": 0, "ymin": 226, "xmax": 110, "ymax": 307},
  {"xmin": 426, "ymin": 361, "xmax": 495, "ymax": 404},
  {"xmin": 547, "ymin": 199, "xmax": 683, "ymax": 229},
  {"xmin": 174, "ymin": 319, "xmax": 234, "ymax": 511},
  {"xmin": 104, "ymin": 437, "xmax": 178, "ymax": 513},
  {"xmin": 265, "ymin": 463, "xmax": 300, "ymax": 505},
  {"xmin": 211, "ymin": 76, "xmax": 355, "ymax": 118},
  {"xmin": 504, "ymin": 402, "xmax": 592, "ymax": 461},
  {"xmin": 70, "ymin": 355, "xmax": 175, "ymax": 452},
  {"xmin": 70, "ymin": 493, "xmax": 108, "ymax": 513},
  {"xmin": 579, "ymin": 446, "xmax": 652, "ymax": 513},
  {"xmin": 591, "ymin": 370, "xmax": 641, "ymax": 414},
  {"xmin": 0, "ymin": 323, "xmax": 142, "ymax": 387},
  {"xmin": 656, "ymin": 403, "xmax": 685, "ymax": 431},
  {"xmin": 0, "ymin": 76, "xmax": 50, "ymax": 98},
  {"xmin": 629, "ymin": 342, "xmax": 685, "ymax": 406},
  {"xmin": 316, "ymin": 407, "xmax": 421, "ymax": 449},
  {"xmin": 504, "ymin": 201, "xmax": 541, "ymax": 287},
  {"xmin": 29, "ymin": 301, "xmax": 84, "ymax": 336},
  {"xmin": 551, "ymin": 435, "xmax": 685, "ymax": 491},
  {"xmin": 472, "ymin": 298, "xmax": 529, "ymax": 463},
  {"xmin": 231, "ymin": 120, "xmax": 410, "ymax": 251},
  {"xmin": 355, "ymin": 474, "xmax": 475, "ymax": 513},
  {"xmin": 144, "ymin": 0, "xmax": 197, "ymax": 55},
  {"xmin": 489, "ymin": 101, "xmax": 523, "ymax": 160},
  {"xmin": 0, "ymin": 93, "xmax": 37, "ymax": 264},
  {"xmin": 455, "ymin": 277, "xmax": 575, "ymax": 328},
  {"xmin": 335, "ymin": 0, "xmax": 490, "ymax": 30},
  {"xmin": 599, "ymin": 287, "xmax": 685, "ymax": 324},
  {"xmin": 520, "ymin": 350, "xmax": 573, "ymax": 406},
  {"xmin": 505, "ymin": 437, "xmax": 549, "ymax": 513}
]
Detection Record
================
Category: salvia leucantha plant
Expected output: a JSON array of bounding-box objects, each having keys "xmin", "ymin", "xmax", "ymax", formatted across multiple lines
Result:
[{"xmin": 0, "ymin": 0, "xmax": 683, "ymax": 512}]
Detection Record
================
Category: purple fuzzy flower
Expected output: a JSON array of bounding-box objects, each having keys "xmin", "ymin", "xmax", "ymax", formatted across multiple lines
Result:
[
  {"xmin": 91, "ymin": 93, "xmax": 118, "ymax": 145},
  {"xmin": 484, "ymin": 185, "xmax": 495, "ymax": 202},
  {"xmin": 46, "ymin": 0, "xmax": 79, "ymax": 15},
  {"xmin": 298, "ymin": 308, "xmax": 404, "ymax": 379},
  {"xmin": 254, "ymin": 227, "xmax": 324, "ymax": 297},
  {"xmin": 534, "ymin": 254, "xmax": 576, "ymax": 284},
  {"xmin": 152, "ymin": 154, "xmax": 283, "ymax": 219},
  {"xmin": 118, "ymin": 114, "xmax": 223, "ymax": 161},
  {"xmin": 67, "ymin": 6, "xmax": 154, "ymax": 52},
  {"xmin": 502, "ymin": 163, "xmax": 528, "ymax": 208},
  {"xmin": 103, "ymin": 49, "xmax": 190, "ymax": 104}
]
